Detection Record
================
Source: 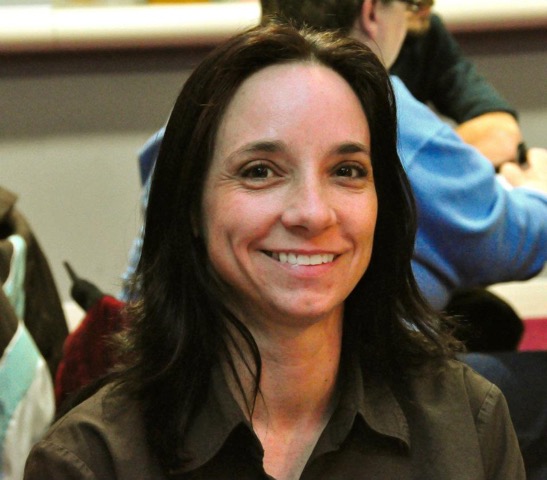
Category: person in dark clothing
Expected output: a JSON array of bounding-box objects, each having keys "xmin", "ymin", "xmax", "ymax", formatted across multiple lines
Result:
[
  {"xmin": 0, "ymin": 186, "xmax": 67, "ymax": 378},
  {"xmin": 446, "ymin": 287, "xmax": 524, "ymax": 352},
  {"xmin": 391, "ymin": 12, "xmax": 523, "ymax": 167},
  {"xmin": 391, "ymin": 8, "xmax": 529, "ymax": 331}
]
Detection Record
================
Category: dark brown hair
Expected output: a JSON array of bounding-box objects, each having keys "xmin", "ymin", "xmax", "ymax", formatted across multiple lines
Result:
[
  {"xmin": 260, "ymin": 0, "xmax": 394, "ymax": 34},
  {"xmin": 120, "ymin": 21, "xmax": 455, "ymax": 472}
]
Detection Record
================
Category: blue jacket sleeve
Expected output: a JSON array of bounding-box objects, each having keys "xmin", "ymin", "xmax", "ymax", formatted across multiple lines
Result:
[
  {"xmin": 118, "ymin": 130, "xmax": 162, "ymax": 301},
  {"xmin": 392, "ymin": 77, "xmax": 547, "ymax": 308}
]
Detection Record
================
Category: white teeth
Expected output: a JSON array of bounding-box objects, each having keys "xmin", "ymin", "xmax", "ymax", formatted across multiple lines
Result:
[
  {"xmin": 271, "ymin": 252, "xmax": 335, "ymax": 266},
  {"xmin": 309, "ymin": 254, "xmax": 322, "ymax": 265}
]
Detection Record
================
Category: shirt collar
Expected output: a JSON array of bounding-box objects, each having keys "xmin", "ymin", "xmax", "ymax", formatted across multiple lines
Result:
[
  {"xmin": 173, "ymin": 355, "xmax": 410, "ymax": 474},
  {"xmin": 311, "ymin": 354, "xmax": 410, "ymax": 460},
  {"xmin": 172, "ymin": 363, "xmax": 260, "ymax": 474},
  {"xmin": 356, "ymin": 373, "xmax": 410, "ymax": 447}
]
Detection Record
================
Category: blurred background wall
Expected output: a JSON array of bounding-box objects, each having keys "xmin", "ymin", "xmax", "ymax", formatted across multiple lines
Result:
[{"xmin": 1, "ymin": 23, "xmax": 545, "ymax": 313}]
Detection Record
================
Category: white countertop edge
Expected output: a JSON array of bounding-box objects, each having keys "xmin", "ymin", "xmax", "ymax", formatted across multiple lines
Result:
[
  {"xmin": 435, "ymin": 0, "xmax": 547, "ymax": 32},
  {"xmin": 0, "ymin": 3, "xmax": 260, "ymax": 52},
  {"xmin": 489, "ymin": 278, "xmax": 547, "ymax": 320},
  {"xmin": 1, "ymin": 2, "xmax": 546, "ymax": 53}
]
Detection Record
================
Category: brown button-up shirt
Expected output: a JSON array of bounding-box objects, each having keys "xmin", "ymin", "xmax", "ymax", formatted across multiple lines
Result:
[{"xmin": 24, "ymin": 359, "xmax": 525, "ymax": 479}]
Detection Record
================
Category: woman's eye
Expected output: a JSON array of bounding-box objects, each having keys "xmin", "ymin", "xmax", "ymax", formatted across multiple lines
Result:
[
  {"xmin": 241, "ymin": 164, "xmax": 274, "ymax": 179},
  {"xmin": 335, "ymin": 164, "xmax": 367, "ymax": 178}
]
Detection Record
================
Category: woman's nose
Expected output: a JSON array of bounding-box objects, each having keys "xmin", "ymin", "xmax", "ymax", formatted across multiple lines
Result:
[{"xmin": 280, "ymin": 180, "xmax": 337, "ymax": 234}]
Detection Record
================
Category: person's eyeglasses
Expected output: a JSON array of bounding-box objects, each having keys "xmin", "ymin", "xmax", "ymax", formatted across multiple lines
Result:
[{"xmin": 398, "ymin": 0, "xmax": 434, "ymax": 13}]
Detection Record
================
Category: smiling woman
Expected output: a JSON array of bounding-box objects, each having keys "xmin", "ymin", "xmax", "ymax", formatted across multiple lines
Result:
[{"xmin": 24, "ymin": 21, "xmax": 524, "ymax": 480}]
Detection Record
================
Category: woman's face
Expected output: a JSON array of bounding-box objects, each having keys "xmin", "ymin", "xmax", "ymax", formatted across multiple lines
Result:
[{"xmin": 202, "ymin": 62, "xmax": 377, "ymax": 330}]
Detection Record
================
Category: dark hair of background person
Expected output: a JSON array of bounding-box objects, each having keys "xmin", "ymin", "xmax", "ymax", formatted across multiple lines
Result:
[
  {"xmin": 260, "ymin": 0, "xmax": 394, "ymax": 34},
  {"xmin": 446, "ymin": 288, "xmax": 524, "ymax": 352},
  {"xmin": 116, "ymin": 22, "xmax": 459, "ymax": 472}
]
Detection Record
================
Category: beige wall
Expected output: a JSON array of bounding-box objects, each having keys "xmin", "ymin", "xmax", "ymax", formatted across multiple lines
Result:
[{"xmin": 1, "ymin": 30, "xmax": 546, "ymax": 310}]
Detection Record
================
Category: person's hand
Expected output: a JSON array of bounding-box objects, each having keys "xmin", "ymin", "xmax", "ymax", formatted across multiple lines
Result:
[
  {"xmin": 456, "ymin": 112, "xmax": 522, "ymax": 168},
  {"xmin": 499, "ymin": 147, "xmax": 547, "ymax": 195}
]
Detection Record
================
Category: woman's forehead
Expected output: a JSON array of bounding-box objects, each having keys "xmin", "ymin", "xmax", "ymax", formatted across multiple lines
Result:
[{"xmin": 214, "ymin": 62, "xmax": 369, "ymax": 152}]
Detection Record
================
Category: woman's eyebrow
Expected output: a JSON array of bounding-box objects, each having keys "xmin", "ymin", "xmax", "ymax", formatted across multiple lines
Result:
[
  {"xmin": 334, "ymin": 142, "xmax": 371, "ymax": 156},
  {"xmin": 223, "ymin": 140, "xmax": 285, "ymax": 165},
  {"xmin": 234, "ymin": 140, "xmax": 285, "ymax": 155},
  {"xmin": 224, "ymin": 140, "xmax": 370, "ymax": 163},
  {"xmin": 234, "ymin": 141, "xmax": 369, "ymax": 155}
]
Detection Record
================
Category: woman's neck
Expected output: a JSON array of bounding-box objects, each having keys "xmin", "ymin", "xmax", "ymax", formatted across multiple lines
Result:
[
  {"xmin": 224, "ymin": 311, "xmax": 343, "ymax": 480},
  {"xmin": 254, "ymin": 321, "xmax": 341, "ymax": 422}
]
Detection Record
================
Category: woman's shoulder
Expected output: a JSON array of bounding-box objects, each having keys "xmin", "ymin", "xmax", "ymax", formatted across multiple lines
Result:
[
  {"xmin": 438, "ymin": 359, "xmax": 525, "ymax": 477},
  {"xmin": 48, "ymin": 383, "xmax": 140, "ymax": 437},
  {"xmin": 366, "ymin": 357, "xmax": 524, "ymax": 477},
  {"xmin": 403, "ymin": 357, "xmax": 505, "ymax": 417},
  {"xmin": 445, "ymin": 358, "xmax": 500, "ymax": 400},
  {"xmin": 24, "ymin": 383, "xmax": 164, "ymax": 479},
  {"xmin": 402, "ymin": 358, "xmax": 524, "ymax": 469}
]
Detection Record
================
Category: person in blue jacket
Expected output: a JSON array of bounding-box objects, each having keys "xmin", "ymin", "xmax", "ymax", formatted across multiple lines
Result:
[{"xmin": 121, "ymin": 0, "xmax": 547, "ymax": 311}]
